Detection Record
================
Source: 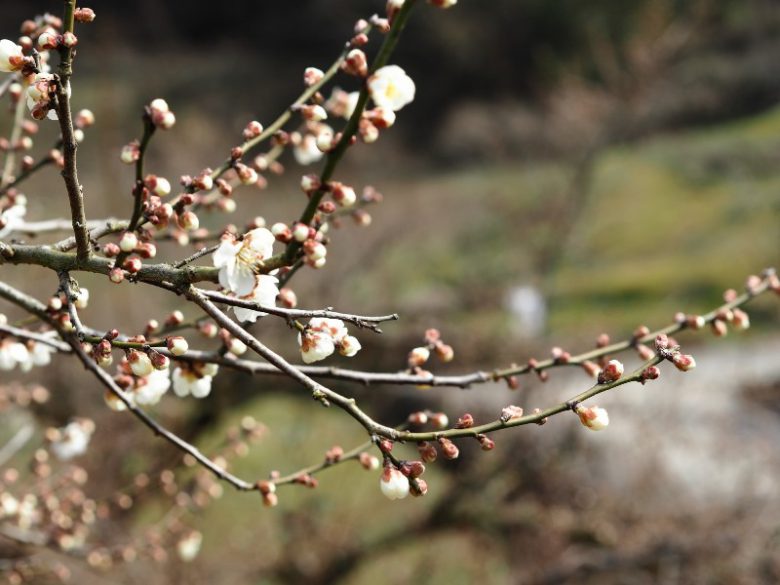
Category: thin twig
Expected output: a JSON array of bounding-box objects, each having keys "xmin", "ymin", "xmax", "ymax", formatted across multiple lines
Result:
[
  {"xmin": 199, "ymin": 288, "xmax": 398, "ymax": 331},
  {"xmin": 54, "ymin": 0, "xmax": 90, "ymax": 261}
]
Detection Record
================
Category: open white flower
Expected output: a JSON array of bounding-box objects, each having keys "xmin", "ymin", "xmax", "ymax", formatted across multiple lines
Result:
[
  {"xmin": 172, "ymin": 365, "xmax": 217, "ymax": 399},
  {"xmin": 134, "ymin": 369, "xmax": 171, "ymax": 405},
  {"xmin": 0, "ymin": 202, "xmax": 26, "ymax": 239},
  {"xmin": 213, "ymin": 228, "xmax": 275, "ymax": 296},
  {"xmin": 18, "ymin": 341, "xmax": 56, "ymax": 372},
  {"xmin": 26, "ymin": 72, "xmax": 63, "ymax": 121},
  {"xmin": 367, "ymin": 65, "xmax": 415, "ymax": 111},
  {"xmin": 50, "ymin": 419, "xmax": 94, "ymax": 461},
  {"xmin": 293, "ymin": 133, "xmax": 324, "ymax": 166},
  {"xmin": 233, "ymin": 274, "xmax": 279, "ymax": 323},
  {"xmin": 380, "ymin": 467, "xmax": 410, "ymax": 500},
  {"xmin": 298, "ymin": 318, "xmax": 361, "ymax": 363},
  {"xmin": 0, "ymin": 39, "xmax": 24, "ymax": 73},
  {"xmin": 0, "ymin": 340, "xmax": 30, "ymax": 370}
]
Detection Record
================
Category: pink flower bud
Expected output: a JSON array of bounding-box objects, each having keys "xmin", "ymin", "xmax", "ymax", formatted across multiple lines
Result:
[
  {"xmin": 581, "ymin": 360, "xmax": 601, "ymax": 379},
  {"xmin": 434, "ymin": 343, "xmax": 454, "ymax": 362},
  {"xmin": 500, "ymin": 405, "xmax": 523, "ymax": 423},
  {"xmin": 438, "ymin": 437, "xmax": 459, "ymax": 460},
  {"xmin": 303, "ymin": 67, "xmax": 324, "ymax": 86},
  {"xmin": 417, "ymin": 441, "xmax": 437, "ymax": 463},
  {"xmin": 300, "ymin": 174, "xmax": 321, "ymax": 194},
  {"xmin": 243, "ymin": 120, "xmax": 263, "ymax": 140},
  {"xmin": 430, "ymin": 412, "xmax": 448, "ymax": 429},
  {"xmin": 641, "ymin": 365, "xmax": 660, "ymax": 382},
  {"xmin": 123, "ymin": 257, "xmax": 142, "ymax": 274},
  {"xmin": 277, "ymin": 287, "xmax": 298, "ymax": 309},
  {"xmin": 344, "ymin": 49, "xmax": 368, "ymax": 77},
  {"xmin": 654, "ymin": 334, "xmax": 669, "ymax": 351},
  {"xmin": 109, "ymin": 268, "xmax": 125, "ymax": 283},
  {"xmin": 478, "ymin": 435, "xmax": 495, "ymax": 451},
  {"xmin": 672, "ymin": 353, "xmax": 696, "ymax": 372},
  {"xmin": 410, "ymin": 478, "xmax": 428, "ymax": 497},
  {"xmin": 686, "ymin": 314, "xmax": 706, "ymax": 330},
  {"xmin": 407, "ymin": 411, "xmax": 428, "ymax": 425},
  {"xmin": 730, "ymin": 308, "xmax": 750, "ymax": 331},
  {"xmin": 636, "ymin": 344, "xmax": 655, "ymax": 361},
  {"xmin": 598, "ymin": 359, "xmax": 624, "ymax": 384},
  {"xmin": 74, "ymin": 7, "xmax": 96, "ymax": 22},
  {"xmin": 455, "ymin": 413, "xmax": 474, "ymax": 428},
  {"xmin": 711, "ymin": 319, "xmax": 728, "ymax": 337},
  {"xmin": 118, "ymin": 232, "xmax": 138, "ymax": 253},
  {"xmin": 358, "ymin": 452, "xmax": 380, "ymax": 470},
  {"xmin": 301, "ymin": 104, "xmax": 328, "ymax": 122},
  {"xmin": 150, "ymin": 352, "xmax": 169, "ymax": 371}
]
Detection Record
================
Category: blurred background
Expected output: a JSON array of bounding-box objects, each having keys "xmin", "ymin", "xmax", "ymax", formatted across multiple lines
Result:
[{"xmin": 1, "ymin": 0, "xmax": 780, "ymax": 583}]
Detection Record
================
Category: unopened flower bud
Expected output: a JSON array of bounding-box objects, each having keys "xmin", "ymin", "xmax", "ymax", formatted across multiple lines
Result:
[
  {"xmin": 730, "ymin": 308, "xmax": 750, "ymax": 331},
  {"xmin": 380, "ymin": 466, "xmax": 409, "ymax": 500},
  {"xmin": 410, "ymin": 478, "xmax": 428, "ymax": 497},
  {"xmin": 478, "ymin": 434, "xmax": 495, "ymax": 451},
  {"xmin": 576, "ymin": 405, "xmax": 609, "ymax": 431},
  {"xmin": 598, "ymin": 359, "xmax": 624, "ymax": 384},
  {"xmin": 331, "ymin": 183, "xmax": 357, "ymax": 207},
  {"xmin": 118, "ymin": 232, "xmax": 138, "ymax": 253},
  {"xmin": 301, "ymin": 174, "xmax": 321, "ymax": 194},
  {"xmin": 123, "ymin": 257, "xmax": 142, "ymax": 273},
  {"xmin": 636, "ymin": 344, "xmax": 655, "ymax": 360},
  {"xmin": 417, "ymin": 441, "xmax": 437, "ymax": 463},
  {"xmin": 109, "ymin": 268, "xmax": 124, "ymax": 283},
  {"xmin": 437, "ymin": 437, "xmax": 459, "ymax": 460},
  {"xmin": 581, "ymin": 360, "xmax": 600, "ymax": 379},
  {"xmin": 344, "ymin": 49, "xmax": 368, "ymax": 77},
  {"xmin": 277, "ymin": 287, "xmax": 297, "ymax": 309},
  {"xmin": 303, "ymin": 67, "xmax": 324, "ymax": 86},
  {"xmin": 430, "ymin": 412, "xmax": 448, "ymax": 429},
  {"xmin": 672, "ymin": 353, "xmax": 696, "ymax": 372},
  {"xmin": 455, "ymin": 413, "xmax": 474, "ymax": 428},
  {"xmin": 301, "ymin": 104, "xmax": 327, "ymax": 122},
  {"xmin": 127, "ymin": 350, "xmax": 153, "ymax": 377},
  {"xmin": 687, "ymin": 315, "xmax": 706, "ymax": 330},
  {"xmin": 150, "ymin": 352, "xmax": 169, "ymax": 371},
  {"xmin": 166, "ymin": 336, "xmax": 188, "ymax": 356},
  {"xmin": 178, "ymin": 211, "xmax": 199, "ymax": 231},
  {"xmin": 641, "ymin": 365, "xmax": 660, "ymax": 382},
  {"xmin": 358, "ymin": 452, "xmax": 380, "ymax": 470},
  {"xmin": 408, "ymin": 411, "xmax": 428, "ymax": 425},
  {"xmin": 711, "ymin": 319, "xmax": 728, "ymax": 337},
  {"xmin": 434, "ymin": 343, "xmax": 454, "ymax": 362},
  {"xmin": 74, "ymin": 7, "xmax": 96, "ymax": 22},
  {"xmin": 654, "ymin": 334, "xmax": 669, "ymax": 351},
  {"xmin": 408, "ymin": 346, "xmax": 430, "ymax": 367}
]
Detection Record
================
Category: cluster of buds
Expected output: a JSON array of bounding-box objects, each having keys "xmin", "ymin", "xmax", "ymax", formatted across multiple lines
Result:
[
  {"xmin": 298, "ymin": 318, "xmax": 361, "ymax": 364},
  {"xmin": 654, "ymin": 333, "xmax": 696, "ymax": 372},
  {"xmin": 147, "ymin": 98, "xmax": 176, "ymax": 130},
  {"xmin": 407, "ymin": 328, "xmax": 454, "ymax": 378}
]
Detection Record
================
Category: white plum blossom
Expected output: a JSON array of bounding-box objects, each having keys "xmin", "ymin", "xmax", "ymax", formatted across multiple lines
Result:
[
  {"xmin": 133, "ymin": 369, "xmax": 171, "ymax": 405},
  {"xmin": 0, "ymin": 39, "xmax": 24, "ymax": 73},
  {"xmin": 339, "ymin": 335, "xmax": 362, "ymax": 357},
  {"xmin": 233, "ymin": 274, "xmax": 280, "ymax": 323},
  {"xmin": 0, "ymin": 340, "xmax": 30, "ymax": 370},
  {"xmin": 380, "ymin": 467, "xmax": 410, "ymax": 500},
  {"xmin": 213, "ymin": 228, "xmax": 275, "ymax": 296},
  {"xmin": 172, "ymin": 364, "xmax": 218, "ymax": 399},
  {"xmin": 0, "ymin": 201, "xmax": 27, "ymax": 239},
  {"xmin": 298, "ymin": 318, "xmax": 361, "ymax": 364},
  {"xmin": 293, "ymin": 133, "xmax": 324, "ymax": 166},
  {"xmin": 50, "ymin": 419, "xmax": 95, "ymax": 461},
  {"xmin": 26, "ymin": 72, "xmax": 62, "ymax": 121},
  {"xmin": 367, "ymin": 65, "xmax": 415, "ymax": 111},
  {"xmin": 18, "ymin": 341, "xmax": 56, "ymax": 372}
]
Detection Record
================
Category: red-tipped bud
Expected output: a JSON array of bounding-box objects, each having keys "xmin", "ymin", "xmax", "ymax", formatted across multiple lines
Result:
[
  {"xmin": 641, "ymin": 366, "xmax": 660, "ymax": 382},
  {"xmin": 654, "ymin": 334, "xmax": 669, "ymax": 351},
  {"xmin": 477, "ymin": 434, "xmax": 495, "ymax": 451},
  {"xmin": 438, "ymin": 437, "xmax": 459, "ymax": 460},
  {"xmin": 417, "ymin": 441, "xmax": 437, "ymax": 463},
  {"xmin": 455, "ymin": 413, "xmax": 474, "ymax": 428},
  {"xmin": 598, "ymin": 359, "xmax": 624, "ymax": 384},
  {"xmin": 672, "ymin": 353, "xmax": 696, "ymax": 372},
  {"xmin": 711, "ymin": 319, "xmax": 728, "ymax": 337}
]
